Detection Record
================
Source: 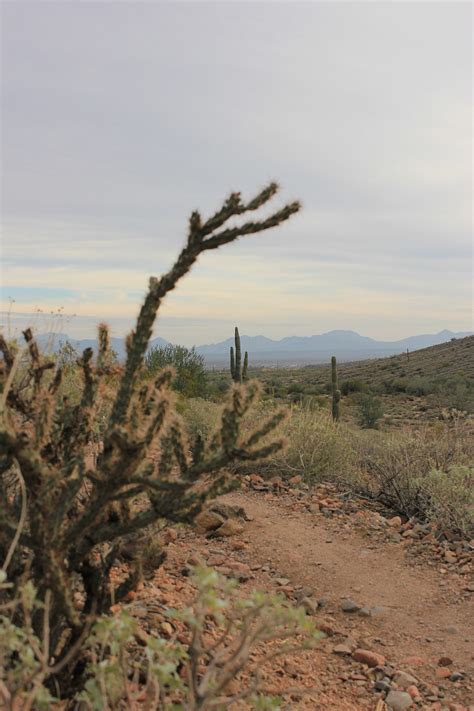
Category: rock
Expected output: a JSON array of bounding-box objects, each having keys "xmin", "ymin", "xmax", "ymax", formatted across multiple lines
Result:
[
  {"xmin": 444, "ymin": 551, "xmax": 458, "ymax": 564},
  {"xmin": 227, "ymin": 562, "xmax": 252, "ymax": 581},
  {"xmin": 438, "ymin": 656, "xmax": 454, "ymax": 667},
  {"xmin": 406, "ymin": 685, "xmax": 420, "ymax": 699},
  {"xmin": 359, "ymin": 606, "xmax": 371, "ymax": 617},
  {"xmin": 164, "ymin": 527, "xmax": 178, "ymax": 543},
  {"xmin": 289, "ymin": 475, "xmax": 303, "ymax": 485},
  {"xmin": 283, "ymin": 659, "xmax": 300, "ymax": 677},
  {"xmin": 436, "ymin": 667, "xmax": 451, "ymax": 679},
  {"xmin": 207, "ymin": 555, "xmax": 227, "ymax": 566},
  {"xmin": 341, "ymin": 598, "xmax": 361, "ymax": 613},
  {"xmin": 318, "ymin": 619, "xmax": 339, "ymax": 636},
  {"xmin": 333, "ymin": 644, "xmax": 352, "ymax": 655},
  {"xmin": 445, "ymin": 625, "xmax": 459, "ymax": 635},
  {"xmin": 208, "ymin": 502, "xmax": 250, "ymax": 521},
  {"xmin": 160, "ymin": 621, "xmax": 173, "ymax": 637},
  {"xmin": 449, "ymin": 672, "xmax": 464, "ymax": 682},
  {"xmin": 275, "ymin": 577, "xmax": 291, "ymax": 586},
  {"xmin": 388, "ymin": 516, "xmax": 402, "ymax": 528},
  {"xmin": 385, "ymin": 690, "xmax": 414, "ymax": 710},
  {"xmin": 299, "ymin": 597, "xmax": 318, "ymax": 615},
  {"xmin": 393, "ymin": 671, "xmax": 418, "ymax": 689},
  {"xmin": 187, "ymin": 553, "xmax": 204, "ymax": 566},
  {"xmin": 400, "ymin": 656, "xmax": 426, "ymax": 667},
  {"xmin": 352, "ymin": 649, "xmax": 386, "ymax": 668},
  {"xmin": 230, "ymin": 540, "xmax": 247, "ymax": 551},
  {"xmin": 195, "ymin": 509, "xmax": 225, "ymax": 532},
  {"xmin": 214, "ymin": 518, "xmax": 245, "ymax": 537},
  {"xmin": 374, "ymin": 679, "xmax": 392, "ymax": 692}
]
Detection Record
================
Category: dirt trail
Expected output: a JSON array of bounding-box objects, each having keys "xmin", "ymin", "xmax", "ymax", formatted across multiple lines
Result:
[{"xmin": 222, "ymin": 490, "xmax": 474, "ymax": 700}]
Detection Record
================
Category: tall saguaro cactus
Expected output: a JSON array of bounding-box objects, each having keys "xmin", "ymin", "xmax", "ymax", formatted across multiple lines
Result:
[
  {"xmin": 230, "ymin": 327, "xmax": 248, "ymax": 382},
  {"xmin": 331, "ymin": 355, "xmax": 341, "ymax": 422}
]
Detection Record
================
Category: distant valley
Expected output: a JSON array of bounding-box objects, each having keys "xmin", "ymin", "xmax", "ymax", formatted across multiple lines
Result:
[{"xmin": 35, "ymin": 329, "xmax": 473, "ymax": 367}]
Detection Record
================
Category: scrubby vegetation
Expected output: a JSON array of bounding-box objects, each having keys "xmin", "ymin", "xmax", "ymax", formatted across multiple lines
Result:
[
  {"xmin": 0, "ymin": 183, "xmax": 303, "ymax": 704},
  {"xmin": 180, "ymin": 399, "xmax": 474, "ymax": 535}
]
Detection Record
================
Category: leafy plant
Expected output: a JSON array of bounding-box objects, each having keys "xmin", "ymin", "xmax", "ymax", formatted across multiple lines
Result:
[
  {"xmin": 355, "ymin": 392, "xmax": 384, "ymax": 429},
  {"xmin": 145, "ymin": 344, "xmax": 208, "ymax": 398},
  {"xmin": 78, "ymin": 565, "xmax": 322, "ymax": 710}
]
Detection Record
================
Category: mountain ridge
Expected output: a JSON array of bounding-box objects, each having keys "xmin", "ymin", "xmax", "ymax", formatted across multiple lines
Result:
[{"xmin": 32, "ymin": 329, "xmax": 473, "ymax": 365}]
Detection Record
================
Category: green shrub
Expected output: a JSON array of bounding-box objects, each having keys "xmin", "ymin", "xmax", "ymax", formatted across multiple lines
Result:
[
  {"xmin": 145, "ymin": 344, "xmax": 208, "ymax": 398},
  {"xmin": 340, "ymin": 379, "xmax": 366, "ymax": 396},
  {"xmin": 355, "ymin": 392, "xmax": 384, "ymax": 428}
]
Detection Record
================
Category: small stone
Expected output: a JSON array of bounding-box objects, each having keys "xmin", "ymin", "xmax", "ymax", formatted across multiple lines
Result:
[
  {"xmin": 444, "ymin": 551, "xmax": 457, "ymax": 564},
  {"xmin": 275, "ymin": 577, "xmax": 291, "ymax": 586},
  {"xmin": 374, "ymin": 679, "xmax": 391, "ymax": 692},
  {"xmin": 385, "ymin": 690, "xmax": 414, "ymax": 711},
  {"xmin": 289, "ymin": 475, "xmax": 303, "ymax": 485},
  {"xmin": 359, "ymin": 606, "xmax": 371, "ymax": 617},
  {"xmin": 227, "ymin": 562, "xmax": 251, "ymax": 581},
  {"xmin": 164, "ymin": 527, "xmax": 178, "ymax": 543},
  {"xmin": 230, "ymin": 540, "xmax": 247, "ymax": 551},
  {"xmin": 449, "ymin": 671, "xmax": 464, "ymax": 682},
  {"xmin": 215, "ymin": 518, "xmax": 244, "ymax": 537},
  {"xmin": 195, "ymin": 509, "xmax": 225, "ymax": 532},
  {"xmin": 393, "ymin": 671, "xmax": 418, "ymax": 689},
  {"xmin": 299, "ymin": 597, "xmax": 318, "ymax": 615},
  {"xmin": 438, "ymin": 656, "xmax": 454, "ymax": 667},
  {"xmin": 436, "ymin": 667, "xmax": 451, "ymax": 679},
  {"xmin": 400, "ymin": 656, "xmax": 426, "ymax": 666},
  {"xmin": 341, "ymin": 598, "xmax": 361, "ymax": 613},
  {"xmin": 187, "ymin": 553, "xmax": 203, "ymax": 566},
  {"xmin": 406, "ymin": 685, "xmax": 420, "ymax": 699},
  {"xmin": 333, "ymin": 644, "xmax": 352, "ymax": 655},
  {"xmin": 445, "ymin": 626, "xmax": 459, "ymax": 635},
  {"xmin": 160, "ymin": 621, "xmax": 173, "ymax": 637},
  {"xmin": 387, "ymin": 516, "xmax": 402, "ymax": 527},
  {"xmin": 352, "ymin": 649, "xmax": 386, "ymax": 668}
]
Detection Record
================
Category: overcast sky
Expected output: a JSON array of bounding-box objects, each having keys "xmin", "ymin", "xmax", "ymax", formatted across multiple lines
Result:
[{"xmin": 1, "ymin": 1, "xmax": 472, "ymax": 345}]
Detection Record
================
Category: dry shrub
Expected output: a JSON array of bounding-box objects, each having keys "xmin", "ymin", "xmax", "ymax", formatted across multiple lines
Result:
[{"xmin": 350, "ymin": 414, "xmax": 474, "ymax": 532}]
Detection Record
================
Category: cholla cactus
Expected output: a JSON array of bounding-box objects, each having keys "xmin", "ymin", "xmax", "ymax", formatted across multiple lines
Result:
[
  {"xmin": 230, "ymin": 327, "xmax": 248, "ymax": 383},
  {"xmin": 331, "ymin": 355, "xmax": 341, "ymax": 422},
  {"xmin": 0, "ymin": 182, "xmax": 299, "ymax": 693}
]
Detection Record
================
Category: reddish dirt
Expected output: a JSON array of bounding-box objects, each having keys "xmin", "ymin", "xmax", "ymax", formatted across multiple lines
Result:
[
  {"xmin": 222, "ymin": 489, "xmax": 474, "ymax": 676},
  {"xmin": 126, "ymin": 483, "xmax": 474, "ymax": 709}
]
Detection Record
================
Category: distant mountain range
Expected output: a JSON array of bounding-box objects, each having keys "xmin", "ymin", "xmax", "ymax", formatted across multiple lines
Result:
[{"xmin": 34, "ymin": 329, "xmax": 473, "ymax": 366}]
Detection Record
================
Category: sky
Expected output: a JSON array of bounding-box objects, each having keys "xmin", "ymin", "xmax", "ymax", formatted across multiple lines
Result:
[{"xmin": 1, "ymin": 1, "xmax": 472, "ymax": 346}]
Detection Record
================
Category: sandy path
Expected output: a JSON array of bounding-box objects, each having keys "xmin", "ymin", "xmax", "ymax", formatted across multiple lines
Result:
[{"xmin": 223, "ymin": 490, "xmax": 474, "ymax": 697}]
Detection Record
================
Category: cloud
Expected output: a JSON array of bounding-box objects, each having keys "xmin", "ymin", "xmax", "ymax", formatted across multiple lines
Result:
[{"xmin": 1, "ymin": 1, "xmax": 472, "ymax": 342}]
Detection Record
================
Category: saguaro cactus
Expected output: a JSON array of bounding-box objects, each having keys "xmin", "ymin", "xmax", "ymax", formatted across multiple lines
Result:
[
  {"xmin": 331, "ymin": 355, "xmax": 341, "ymax": 422},
  {"xmin": 230, "ymin": 327, "xmax": 248, "ymax": 382}
]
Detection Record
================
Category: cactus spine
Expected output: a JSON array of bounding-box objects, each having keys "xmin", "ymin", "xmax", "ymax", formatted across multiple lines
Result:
[
  {"xmin": 331, "ymin": 355, "xmax": 341, "ymax": 422},
  {"xmin": 230, "ymin": 327, "xmax": 248, "ymax": 382}
]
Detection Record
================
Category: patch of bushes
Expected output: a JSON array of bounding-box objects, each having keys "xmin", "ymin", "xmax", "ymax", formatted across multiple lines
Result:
[{"xmin": 0, "ymin": 566, "xmax": 321, "ymax": 709}]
